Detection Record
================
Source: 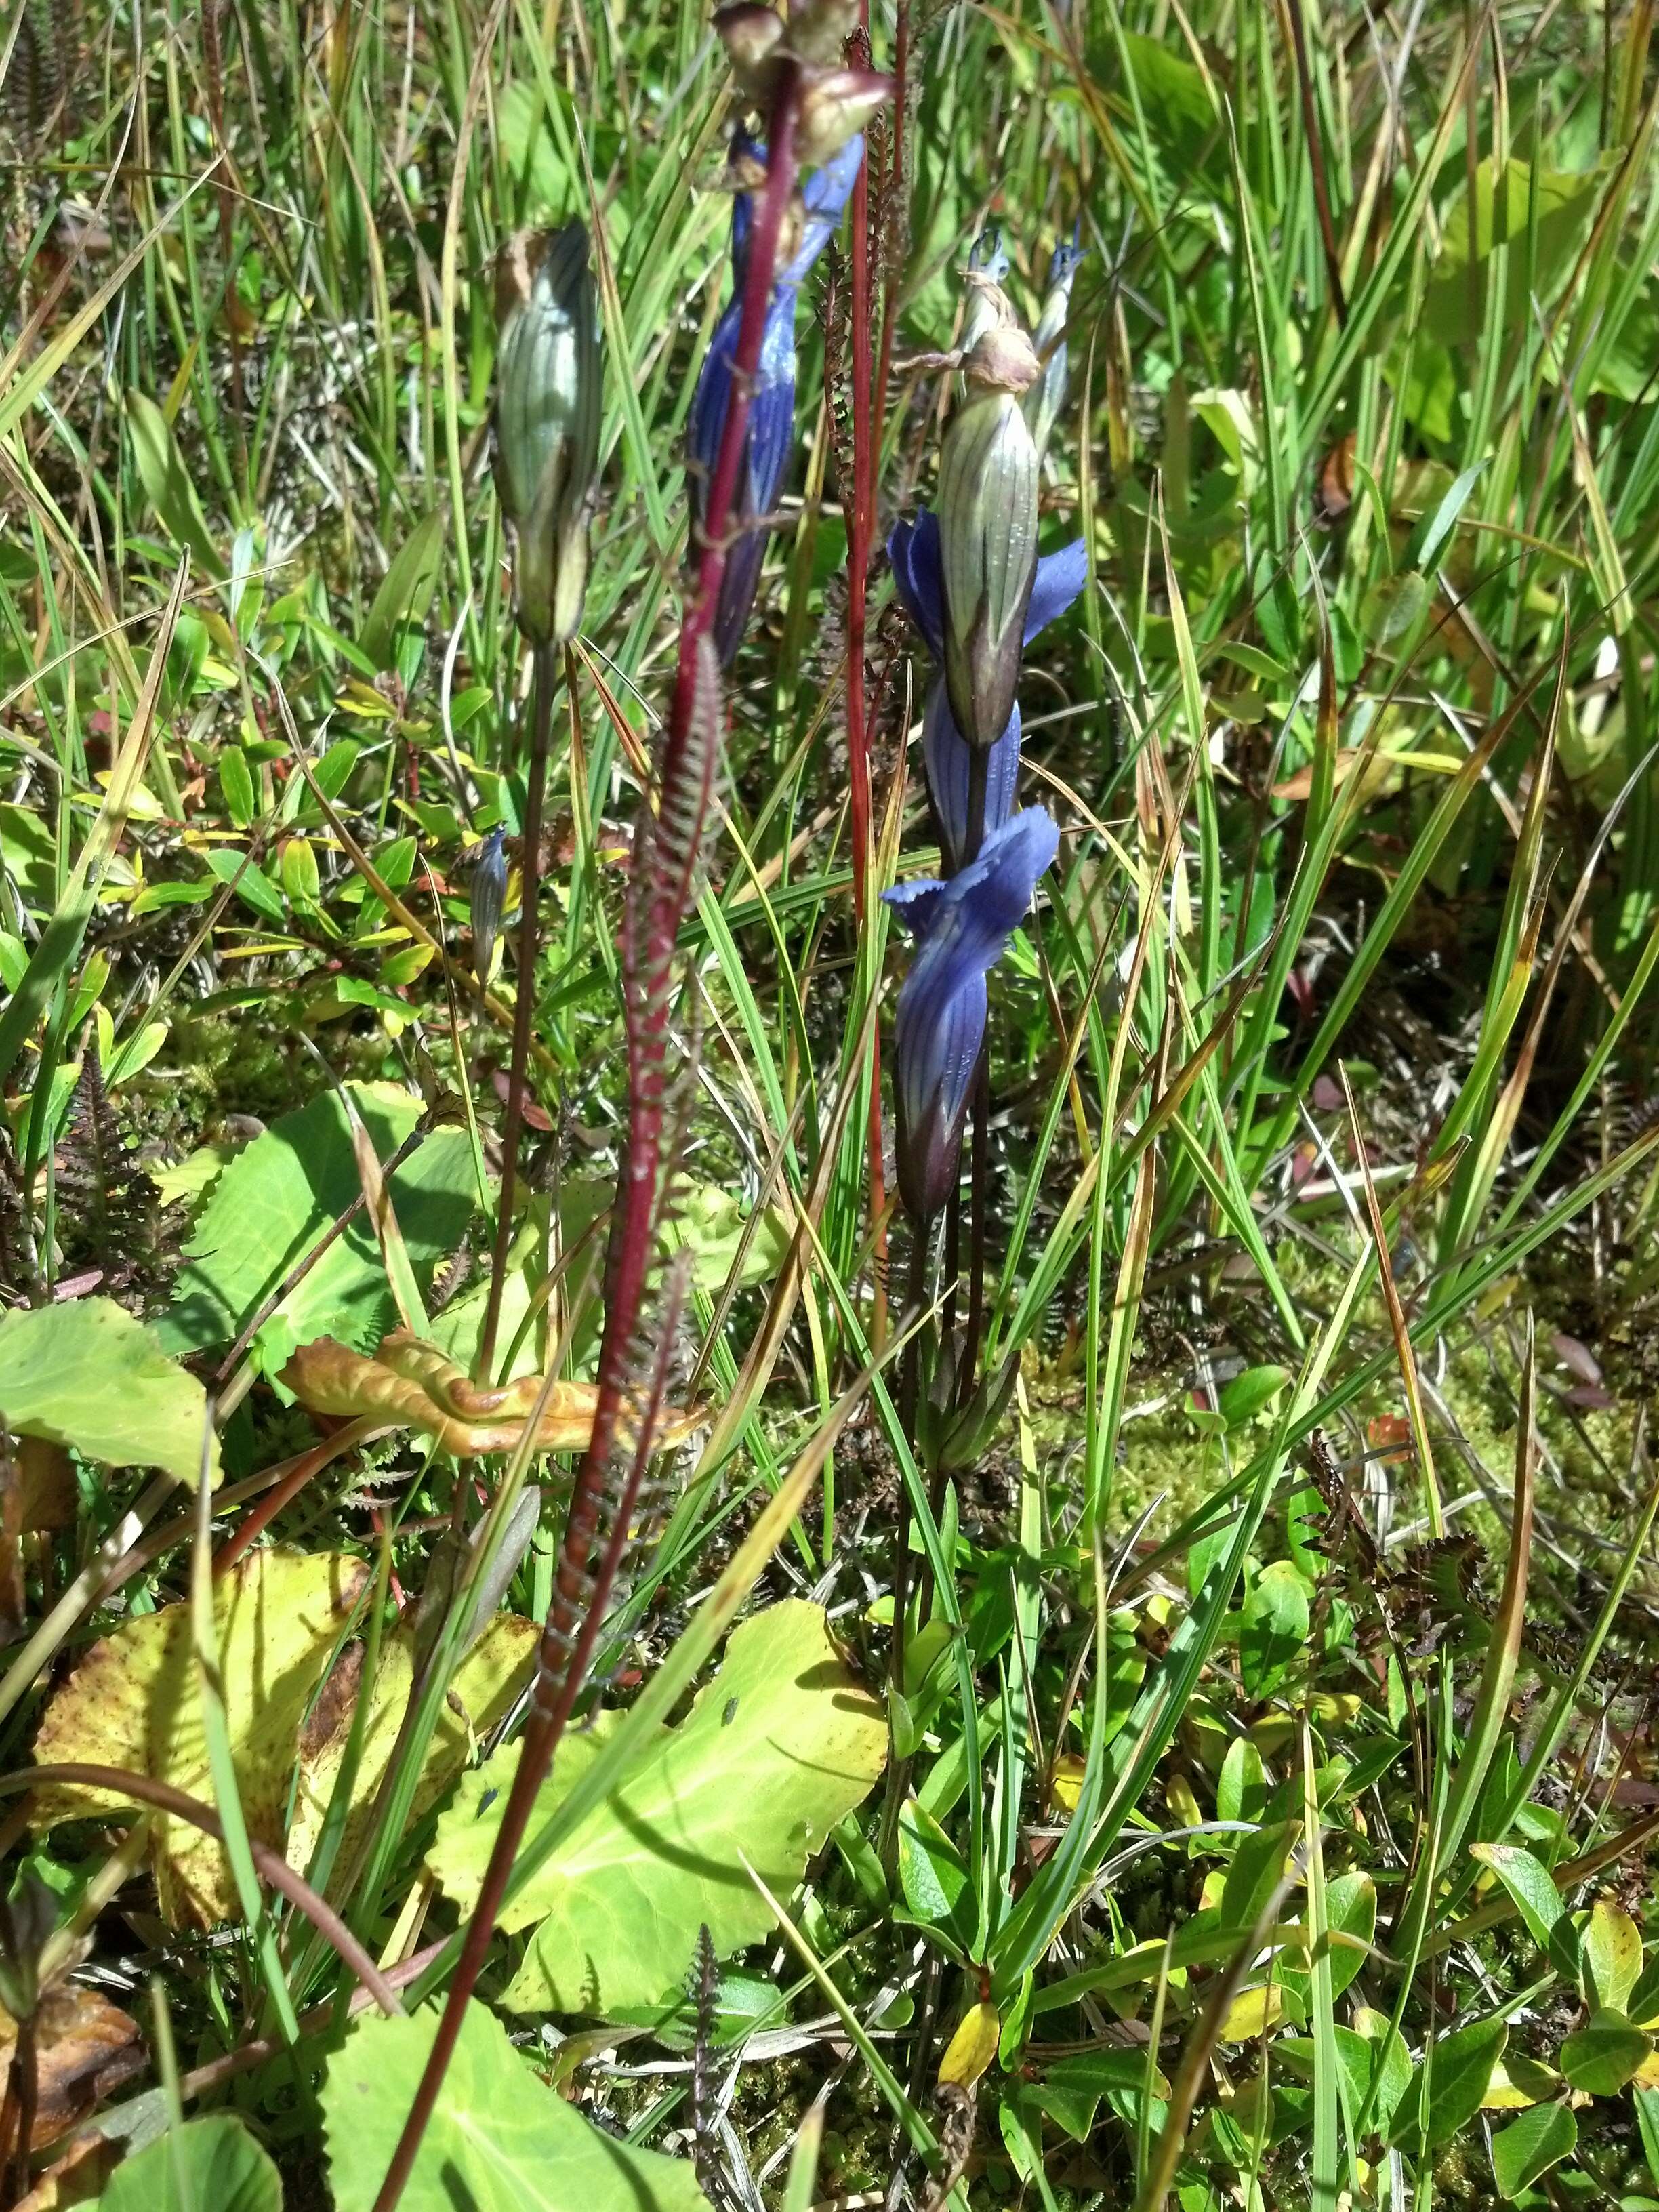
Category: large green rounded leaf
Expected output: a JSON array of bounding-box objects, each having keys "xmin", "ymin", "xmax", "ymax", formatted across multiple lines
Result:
[
  {"xmin": 0, "ymin": 1296, "xmax": 216, "ymax": 1485},
  {"xmin": 159, "ymin": 1084, "xmax": 479, "ymax": 1368},
  {"xmin": 429, "ymin": 1601, "xmax": 885, "ymax": 2014},
  {"xmin": 94, "ymin": 2115, "xmax": 280, "ymax": 2211},
  {"xmin": 322, "ymin": 1999, "xmax": 709, "ymax": 2212}
]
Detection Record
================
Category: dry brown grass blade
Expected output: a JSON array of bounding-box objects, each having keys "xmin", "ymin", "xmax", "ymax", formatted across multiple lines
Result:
[
  {"xmin": 1133, "ymin": 1864, "xmax": 1302, "ymax": 2212},
  {"xmin": 1340, "ymin": 1063, "xmax": 1444, "ymax": 1535}
]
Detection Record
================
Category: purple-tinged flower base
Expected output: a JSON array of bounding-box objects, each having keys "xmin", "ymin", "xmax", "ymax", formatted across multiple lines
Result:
[
  {"xmin": 889, "ymin": 510, "xmax": 1086, "ymax": 868},
  {"xmin": 883, "ymin": 807, "xmax": 1059, "ymax": 1222},
  {"xmin": 922, "ymin": 687, "xmax": 1021, "ymax": 873}
]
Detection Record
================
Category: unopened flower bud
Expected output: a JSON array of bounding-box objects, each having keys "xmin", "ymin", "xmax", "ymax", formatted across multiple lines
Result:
[
  {"xmin": 960, "ymin": 231, "xmax": 1010, "ymax": 358},
  {"xmin": 469, "ymin": 827, "xmax": 507, "ymax": 981},
  {"xmin": 936, "ymin": 371, "xmax": 1040, "ymax": 750},
  {"xmin": 1025, "ymin": 230, "xmax": 1083, "ymax": 457},
  {"xmin": 493, "ymin": 222, "xmax": 602, "ymax": 647}
]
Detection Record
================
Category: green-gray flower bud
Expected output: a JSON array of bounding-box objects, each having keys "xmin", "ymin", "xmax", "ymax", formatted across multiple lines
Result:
[
  {"xmin": 958, "ymin": 230, "xmax": 1010, "ymax": 360},
  {"xmin": 494, "ymin": 223, "xmax": 602, "ymax": 647},
  {"xmin": 1025, "ymin": 234, "xmax": 1082, "ymax": 459},
  {"xmin": 936, "ymin": 321, "xmax": 1041, "ymax": 752}
]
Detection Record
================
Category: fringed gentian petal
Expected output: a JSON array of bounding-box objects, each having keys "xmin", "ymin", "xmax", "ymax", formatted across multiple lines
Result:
[{"xmin": 883, "ymin": 808, "xmax": 1059, "ymax": 1221}]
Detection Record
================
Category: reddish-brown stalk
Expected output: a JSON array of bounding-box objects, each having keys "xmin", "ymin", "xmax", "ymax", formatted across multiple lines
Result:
[
  {"xmin": 846, "ymin": 12, "xmax": 888, "ymax": 1344},
  {"xmin": 872, "ymin": 0, "xmax": 910, "ymax": 454},
  {"xmin": 846, "ymin": 18, "xmax": 876, "ymax": 916},
  {"xmin": 367, "ymin": 71, "xmax": 805, "ymax": 2212}
]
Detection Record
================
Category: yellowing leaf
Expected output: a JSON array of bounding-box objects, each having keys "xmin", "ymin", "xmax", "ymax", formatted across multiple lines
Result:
[
  {"xmin": 1050, "ymin": 1754, "xmax": 1085, "ymax": 1812},
  {"xmin": 1166, "ymin": 1773, "xmax": 1202, "ymax": 1830},
  {"xmin": 32, "ymin": 1551, "xmax": 367, "ymax": 1925},
  {"xmin": 430, "ymin": 1601, "xmax": 885, "ymax": 2015},
  {"xmin": 1483, "ymin": 2055, "xmax": 1561, "ymax": 2110},
  {"xmin": 1218, "ymin": 1984, "xmax": 1284, "ymax": 2043},
  {"xmin": 1585, "ymin": 1896, "xmax": 1643, "ymax": 2014},
  {"xmin": 938, "ymin": 2003, "xmax": 1000, "ymax": 2088},
  {"xmin": 287, "ymin": 1613, "xmax": 538, "ymax": 1878},
  {"xmin": 283, "ymin": 1331, "xmax": 706, "ymax": 1458}
]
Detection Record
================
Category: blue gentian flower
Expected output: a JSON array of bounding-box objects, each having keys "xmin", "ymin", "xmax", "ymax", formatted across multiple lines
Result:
[
  {"xmin": 690, "ymin": 133, "xmax": 865, "ymax": 666},
  {"xmin": 889, "ymin": 510, "xmax": 1086, "ymax": 870},
  {"xmin": 883, "ymin": 808, "xmax": 1059, "ymax": 1223}
]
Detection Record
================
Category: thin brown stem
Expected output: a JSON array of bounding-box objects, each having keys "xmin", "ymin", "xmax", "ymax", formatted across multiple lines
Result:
[
  {"xmin": 1285, "ymin": 0, "xmax": 1347, "ymax": 325},
  {"xmin": 478, "ymin": 641, "xmax": 558, "ymax": 1382},
  {"xmin": 6, "ymin": 2013, "xmax": 35, "ymax": 2203},
  {"xmin": 211, "ymin": 1418, "xmax": 386, "ymax": 1578},
  {"xmin": 1, "ymin": 1767, "xmax": 402, "ymax": 2019},
  {"xmin": 878, "ymin": 1222, "xmax": 929, "ymax": 1872}
]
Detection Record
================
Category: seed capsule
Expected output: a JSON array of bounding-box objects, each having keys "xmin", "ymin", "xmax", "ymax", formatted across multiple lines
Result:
[{"xmin": 494, "ymin": 223, "xmax": 602, "ymax": 647}]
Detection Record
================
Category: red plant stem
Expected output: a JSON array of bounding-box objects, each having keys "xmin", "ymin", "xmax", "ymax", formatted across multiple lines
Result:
[
  {"xmin": 872, "ymin": 0, "xmax": 909, "ymax": 459},
  {"xmin": 211, "ymin": 1417, "xmax": 386, "ymax": 1578},
  {"xmin": 369, "ymin": 74, "xmax": 804, "ymax": 2212},
  {"xmin": 846, "ymin": 15, "xmax": 888, "ymax": 1345}
]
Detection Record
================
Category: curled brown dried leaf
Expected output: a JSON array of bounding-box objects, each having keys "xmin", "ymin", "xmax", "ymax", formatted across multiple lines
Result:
[{"xmin": 281, "ymin": 1331, "xmax": 707, "ymax": 1458}]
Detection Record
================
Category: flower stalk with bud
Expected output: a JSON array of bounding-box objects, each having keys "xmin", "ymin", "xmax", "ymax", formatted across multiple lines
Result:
[
  {"xmin": 477, "ymin": 222, "xmax": 603, "ymax": 1385},
  {"xmin": 880, "ymin": 234, "xmax": 1083, "ymax": 1801}
]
